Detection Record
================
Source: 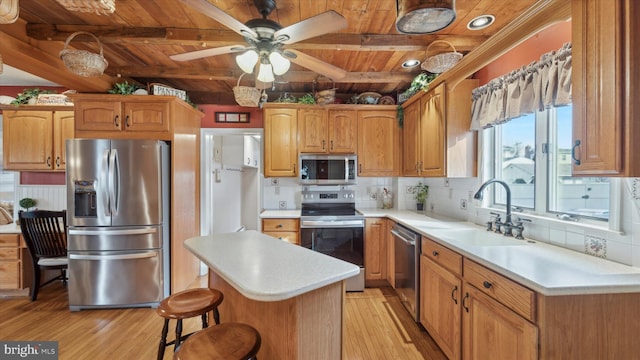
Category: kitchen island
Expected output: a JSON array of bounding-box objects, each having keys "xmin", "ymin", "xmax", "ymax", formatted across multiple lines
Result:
[{"xmin": 184, "ymin": 230, "xmax": 360, "ymax": 360}]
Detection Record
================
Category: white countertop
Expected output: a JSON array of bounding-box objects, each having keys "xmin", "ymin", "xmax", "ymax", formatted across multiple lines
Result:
[
  {"xmin": 0, "ymin": 223, "xmax": 21, "ymax": 233},
  {"xmin": 260, "ymin": 210, "xmax": 301, "ymax": 218},
  {"xmin": 261, "ymin": 208, "xmax": 640, "ymax": 296},
  {"xmin": 184, "ymin": 230, "xmax": 360, "ymax": 301}
]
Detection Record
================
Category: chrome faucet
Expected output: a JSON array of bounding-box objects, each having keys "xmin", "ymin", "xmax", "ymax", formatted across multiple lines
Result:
[{"xmin": 474, "ymin": 179, "xmax": 516, "ymax": 237}]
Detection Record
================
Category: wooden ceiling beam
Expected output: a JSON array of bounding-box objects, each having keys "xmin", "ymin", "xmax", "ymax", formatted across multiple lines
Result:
[
  {"xmin": 106, "ymin": 66, "xmax": 414, "ymax": 84},
  {"xmin": 26, "ymin": 24, "xmax": 487, "ymax": 52}
]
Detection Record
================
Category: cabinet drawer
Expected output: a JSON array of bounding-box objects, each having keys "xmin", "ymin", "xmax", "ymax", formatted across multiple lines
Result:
[
  {"xmin": 0, "ymin": 261, "xmax": 20, "ymax": 289},
  {"xmin": 264, "ymin": 231, "xmax": 299, "ymax": 245},
  {"xmin": 0, "ymin": 234, "xmax": 20, "ymax": 247},
  {"xmin": 262, "ymin": 219, "xmax": 300, "ymax": 232},
  {"xmin": 0, "ymin": 248, "xmax": 19, "ymax": 260},
  {"xmin": 464, "ymin": 259, "xmax": 536, "ymax": 322},
  {"xmin": 422, "ymin": 236, "xmax": 462, "ymax": 276}
]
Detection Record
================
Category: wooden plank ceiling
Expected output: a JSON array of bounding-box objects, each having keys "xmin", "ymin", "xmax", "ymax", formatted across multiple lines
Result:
[{"xmin": 9, "ymin": 0, "xmax": 538, "ymax": 105}]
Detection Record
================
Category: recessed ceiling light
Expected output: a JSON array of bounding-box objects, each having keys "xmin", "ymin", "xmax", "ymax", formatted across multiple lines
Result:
[
  {"xmin": 467, "ymin": 15, "xmax": 495, "ymax": 30},
  {"xmin": 402, "ymin": 59, "xmax": 421, "ymax": 68}
]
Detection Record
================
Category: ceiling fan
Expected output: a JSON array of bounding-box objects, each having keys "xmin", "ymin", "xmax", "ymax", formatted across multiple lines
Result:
[{"xmin": 171, "ymin": 0, "xmax": 349, "ymax": 81}]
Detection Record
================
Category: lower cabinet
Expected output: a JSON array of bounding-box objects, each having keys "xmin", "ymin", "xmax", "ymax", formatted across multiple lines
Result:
[
  {"xmin": 420, "ymin": 236, "xmax": 537, "ymax": 360},
  {"xmin": 0, "ymin": 234, "xmax": 27, "ymax": 291},
  {"xmin": 364, "ymin": 218, "xmax": 387, "ymax": 283},
  {"xmin": 262, "ymin": 218, "xmax": 299, "ymax": 245}
]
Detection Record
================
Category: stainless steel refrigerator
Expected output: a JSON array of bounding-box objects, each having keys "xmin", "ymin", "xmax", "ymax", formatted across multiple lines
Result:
[{"xmin": 66, "ymin": 139, "xmax": 170, "ymax": 311}]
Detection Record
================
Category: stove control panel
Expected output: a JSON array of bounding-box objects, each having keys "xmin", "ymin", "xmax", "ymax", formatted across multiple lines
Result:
[{"xmin": 302, "ymin": 189, "xmax": 355, "ymax": 203}]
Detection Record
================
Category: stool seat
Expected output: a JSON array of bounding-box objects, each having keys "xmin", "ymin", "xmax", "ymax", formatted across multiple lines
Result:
[
  {"xmin": 157, "ymin": 288, "xmax": 224, "ymax": 360},
  {"xmin": 174, "ymin": 323, "xmax": 261, "ymax": 360},
  {"xmin": 157, "ymin": 288, "xmax": 224, "ymax": 319}
]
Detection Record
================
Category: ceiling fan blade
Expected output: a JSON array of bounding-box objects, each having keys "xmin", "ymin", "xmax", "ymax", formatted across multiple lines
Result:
[
  {"xmin": 170, "ymin": 45, "xmax": 248, "ymax": 62},
  {"xmin": 179, "ymin": 0, "xmax": 257, "ymax": 39},
  {"xmin": 274, "ymin": 11, "xmax": 347, "ymax": 44},
  {"xmin": 286, "ymin": 49, "xmax": 347, "ymax": 80}
]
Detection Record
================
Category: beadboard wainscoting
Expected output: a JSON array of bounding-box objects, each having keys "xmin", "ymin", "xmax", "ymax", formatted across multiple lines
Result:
[{"xmin": 15, "ymin": 185, "xmax": 66, "ymax": 218}]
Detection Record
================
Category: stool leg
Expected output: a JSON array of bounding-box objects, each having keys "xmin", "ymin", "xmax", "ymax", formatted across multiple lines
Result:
[
  {"xmin": 157, "ymin": 318, "xmax": 169, "ymax": 360},
  {"xmin": 213, "ymin": 308, "xmax": 220, "ymax": 325},
  {"xmin": 201, "ymin": 313, "xmax": 208, "ymax": 328},
  {"xmin": 174, "ymin": 319, "xmax": 183, "ymax": 352}
]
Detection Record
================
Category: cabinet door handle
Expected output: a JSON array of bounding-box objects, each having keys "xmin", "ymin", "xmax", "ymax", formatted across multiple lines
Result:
[
  {"xmin": 322, "ymin": 139, "xmax": 326, "ymax": 150},
  {"xmin": 432, "ymin": 250, "xmax": 439, "ymax": 257},
  {"xmin": 55, "ymin": 157, "xmax": 61, "ymax": 167},
  {"xmin": 125, "ymin": 115, "xmax": 130, "ymax": 127},
  {"xmin": 247, "ymin": 157, "xmax": 251, "ymax": 165},
  {"xmin": 46, "ymin": 156, "xmax": 52, "ymax": 168},
  {"xmin": 330, "ymin": 140, "xmax": 334, "ymax": 151},
  {"xmin": 276, "ymin": 224, "xmax": 283, "ymax": 228},
  {"xmin": 571, "ymin": 139, "xmax": 581, "ymax": 165},
  {"xmin": 359, "ymin": 164, "xmax": 362, "ymax": 174},
  {"xmin": 114, "ymin": 115, "xmax": 120, "ymax": 127},
  {"xmin": 483, "ymin": 281, "xmax": 493, "ymax": 289},
  {"xmin": 451, "ymin": 285, "xmax": 458, "ymax": 304},
  {"xmin": 462, "ymin": 292, "xmax": 469, "ymax": 312}
]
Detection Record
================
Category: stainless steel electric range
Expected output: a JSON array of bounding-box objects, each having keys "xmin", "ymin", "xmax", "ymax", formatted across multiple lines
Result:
[{"xmin": 299, "ymin": 188, "xmax": 364, "ymax": 291}]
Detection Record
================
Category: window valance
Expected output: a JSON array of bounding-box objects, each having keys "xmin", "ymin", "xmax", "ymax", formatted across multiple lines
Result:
[{"xmin": 470, "ymin": 42, "xmax": 572, "ymax": 130}]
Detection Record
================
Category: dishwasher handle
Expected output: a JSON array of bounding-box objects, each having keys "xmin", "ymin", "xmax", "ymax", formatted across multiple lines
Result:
[
  {"xmin": 69, "ymin": 252, "xmax": 158, "ymax": 261},
  {"xmin": 391, "ymin": 228, "xmax": 416, "ymax": 246}
]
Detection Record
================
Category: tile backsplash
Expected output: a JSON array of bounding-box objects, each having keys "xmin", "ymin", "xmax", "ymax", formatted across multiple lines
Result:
[{"xmin": 262, "ymin": 176, "xmax": 640, "ymax": 268}]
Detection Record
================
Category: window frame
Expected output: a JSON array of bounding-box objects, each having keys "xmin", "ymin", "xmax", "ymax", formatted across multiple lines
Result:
[{"xmin": 480, "ymin": 107, "xmax": 621, "ymax": 231}]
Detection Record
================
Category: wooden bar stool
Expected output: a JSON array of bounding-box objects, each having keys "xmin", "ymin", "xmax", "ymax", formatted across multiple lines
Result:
[
  {"xmin": 173, "ymin": 322, "xmax": 261, "ymax": 360},
  {"xmin": 156, "ymin": 288, "xmax": 224, "ymax": 360}
]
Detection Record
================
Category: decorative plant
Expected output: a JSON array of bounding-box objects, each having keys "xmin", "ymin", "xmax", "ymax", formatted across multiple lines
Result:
[
  {"xmin": 108, "ymin": 81, "xmax": 141, "ymax": 95},
  {"xmin": 397, "ymin": 105, "xmax": 404, "ymax": 128},
  {"xmin": 19, "ymin": 197, "xmax": 37, "ymax": 211},
  {"xmin": 414, "ymin": 182, "xmax": 429, "ymax": 210},
  {"xmin": 401, "ymin": 72, "xmax": 438, "ymax": 100},
  {"xmin": 10, "ymin": 88, "xmax": 56, "ymax": 105},
  {"xmin": 297, "ymin": 93, "xmax": 316, "ymax": 104}
]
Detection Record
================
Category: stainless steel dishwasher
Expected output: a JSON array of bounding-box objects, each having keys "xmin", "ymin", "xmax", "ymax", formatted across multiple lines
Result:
[{"xmin": 391, "ymin": 223, "xmax": 421, "ymax": 322}]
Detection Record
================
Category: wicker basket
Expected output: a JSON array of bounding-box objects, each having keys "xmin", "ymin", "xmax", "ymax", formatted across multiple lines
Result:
[
  {"xmin": 59, "ymin": 31, "xmax": 108, "ymax": 77},
  {"xmin": 233, "ymin": 73, "xmax": 261, "ymax": 107},
  {"xmin": 55, "ymin": 0, "xmax": 115, "ymax": 15},
  {"xmin": 0, "ymin": 0, "xmax": 19, "ymax": 24},
  {"xmin": 421, "ymin": 40, "xmax": 463, "ymax": 74}
]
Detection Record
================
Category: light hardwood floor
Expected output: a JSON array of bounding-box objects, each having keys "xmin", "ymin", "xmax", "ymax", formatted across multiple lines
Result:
[{"xmin": 0, "ymin": 281, "xmax": 446, "ymax": 360}]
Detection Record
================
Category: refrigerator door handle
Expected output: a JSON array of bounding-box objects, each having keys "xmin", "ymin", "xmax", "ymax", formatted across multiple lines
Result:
[
  {"xmin": 109, "ymin": 148, "xmax": 120, "ymax": 216},
  {"xmin": 102, "ymin": 149, "xmax": 111, "ymax": 216},
  {"xmin": 69, "ymin": 252, "xmax": 158, "ymax": 261},
  {"xmin": 68, "ymin": 228, "xmax": 158, "ymax": 236}
]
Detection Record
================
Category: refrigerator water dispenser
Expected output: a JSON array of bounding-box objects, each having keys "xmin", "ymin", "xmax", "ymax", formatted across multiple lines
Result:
[{"xmin": 74, "ymin": 180, "xmax": 97, "ymax": 217}]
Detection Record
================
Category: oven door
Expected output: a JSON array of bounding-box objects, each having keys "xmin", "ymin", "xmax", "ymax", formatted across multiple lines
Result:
[{"xmin": 300, "ymin": 218, "xmax": 364, "ymax": 264}]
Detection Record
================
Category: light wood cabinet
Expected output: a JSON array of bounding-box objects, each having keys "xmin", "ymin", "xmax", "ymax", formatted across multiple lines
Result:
[
  {"xmin": 2, "ymin": 107, "xmax": 74, "ymax": 171},
  {"xmin": 402, "ymin": 79, "xmax": 477, "ymax": 177},
  {"xmin": 263, "ymin": 107, "xmax": 298, "ymax": 177},
  {"xmin": 262, "ymin": 218, "xmax": 299, "ymax": 245},
  {"xmin": 572, "ymin": 0, "xmax": 640, "ymax": 176},
  {"xmin": 365, "ymin": 218, "xmax": 387, "ymax": 282},
  {"xmin": 357, "ymin": 110, "xmax": 401, "ymax": 177},
  {"xmin": 0, "ymin": 234, "xmax": 24, "ymax": 290},
  {"xmin": 299, "ymin": 109, "xmax": 357, "ymax": 154},
  {"xmin": 72, "ymin": 94, "xmax": 171, "ymax": 140}
]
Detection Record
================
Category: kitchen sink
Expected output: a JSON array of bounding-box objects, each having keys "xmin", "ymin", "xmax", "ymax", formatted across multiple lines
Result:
[{"xmin": 428, "ymin": 227, "xmax": 531, "ymax": 247}]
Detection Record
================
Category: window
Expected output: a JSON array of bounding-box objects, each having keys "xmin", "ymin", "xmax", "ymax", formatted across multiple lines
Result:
[{"xmin": 485, "ymin": 105, "xmax": 610, "ymax": 221}]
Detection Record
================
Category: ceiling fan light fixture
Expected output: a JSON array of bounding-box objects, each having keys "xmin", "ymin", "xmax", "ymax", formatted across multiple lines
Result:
[
  {"xmin": 257, "ymin": 61, "xmax": 275, "ymax": 83},
  {"xmin": 396, "ymin": 0, "xmax": 456, "ymax": 34},
  {"xmin": 269, "ymin": 51, "xmax": 290, "ymax": 75},
  {"xmin": 236, "ymin": 50, "xmax": 259, "ymax": 73}
]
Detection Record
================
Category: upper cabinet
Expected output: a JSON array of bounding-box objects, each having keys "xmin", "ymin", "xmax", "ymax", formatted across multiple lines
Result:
[
  {"xmin": 72, "ymin": 94, "xmax": 172, "ymax": 140},
  {"xmin": 263, "ymin": 106, "xmax": 298, "ymax": 177},
  {"xmin": 299, "ymin": 108, "xmax": 357, "ymax": 154},
  {"xmin": 572, "ymin": 0, "xmax": 640, "ymax": 176},
  {"xmin": 357, "ymin": 109, "xmax": 401, "ymax": 177},
  {"xmin": 402, "ymin": 79, "xmax": 478, "ymax": 178},
  {"xmin": 2, "ymin": 107, "xmax": 74, "ymax": 171}
]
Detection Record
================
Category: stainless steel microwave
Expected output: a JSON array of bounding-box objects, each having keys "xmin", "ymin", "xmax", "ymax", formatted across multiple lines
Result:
[{"xmin": 299, "ymin": 155, "xmax": 357, "ymax": 185}]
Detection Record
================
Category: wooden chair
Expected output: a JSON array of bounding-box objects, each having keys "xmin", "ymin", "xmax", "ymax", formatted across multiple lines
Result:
[{"xmin": 19, "ymin": 210, "xmax": 68, "ymax": 301}]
